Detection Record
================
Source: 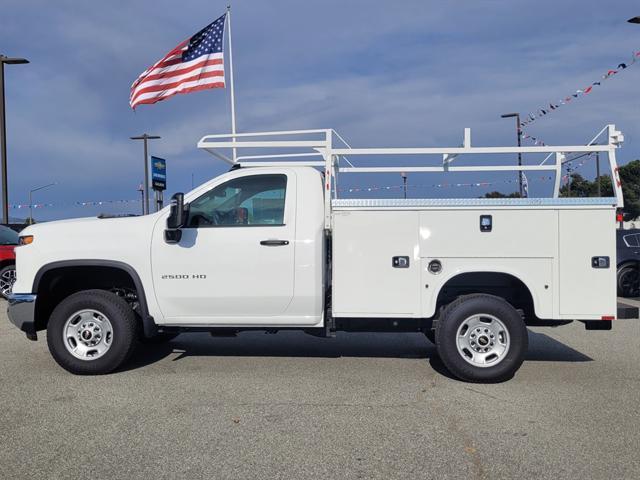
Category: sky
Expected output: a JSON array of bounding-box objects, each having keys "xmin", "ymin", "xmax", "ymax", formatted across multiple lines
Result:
[{"xmin": 1, "ymin": 0, "xmax": 639, "ymax": 221}]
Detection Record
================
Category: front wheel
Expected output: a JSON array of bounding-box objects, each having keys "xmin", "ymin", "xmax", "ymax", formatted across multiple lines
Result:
[
  {"xmin": 435, "ymin": 294, "xmax": 528, "ymax": 383},
  {"xmin": 47, "ymin": 290, "xmax": 139, "ymax": 374}
]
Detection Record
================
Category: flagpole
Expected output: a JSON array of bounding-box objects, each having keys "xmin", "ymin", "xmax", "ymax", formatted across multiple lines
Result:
[{"xmin": 226, "ymin": 5, "xmax": 237, "ymax": 163}]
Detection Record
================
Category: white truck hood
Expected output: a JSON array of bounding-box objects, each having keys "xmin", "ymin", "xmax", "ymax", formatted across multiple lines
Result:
[{"xmin": 13, "ymin": 213, "xmax": 164, "ymax": 295}]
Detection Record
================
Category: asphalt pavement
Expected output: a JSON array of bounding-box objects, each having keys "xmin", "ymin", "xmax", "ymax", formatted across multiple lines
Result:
[{"xmin": 1, "ymin": 300, "xmax": 639, "ymax": 480}]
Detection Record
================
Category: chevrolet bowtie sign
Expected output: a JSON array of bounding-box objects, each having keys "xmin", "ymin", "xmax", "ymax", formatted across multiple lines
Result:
[{"xmin": 151, "ymin": 156, "xmax": 167, "ymax": 191}]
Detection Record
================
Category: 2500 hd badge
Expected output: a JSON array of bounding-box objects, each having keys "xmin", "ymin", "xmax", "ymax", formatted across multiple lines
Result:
[{"xmin": 161, "ymin": 274, "xmax": 207, "ymax": 280}]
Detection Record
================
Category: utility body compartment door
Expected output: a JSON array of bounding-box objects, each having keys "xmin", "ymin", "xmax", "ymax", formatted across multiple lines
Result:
[
  {"xmin": 332, "ymin": 210, "xmax": 420, "ymax": 317},
  {"xmin": 558, "ymin": 208, "xmax": 616, "ymax": 317}
]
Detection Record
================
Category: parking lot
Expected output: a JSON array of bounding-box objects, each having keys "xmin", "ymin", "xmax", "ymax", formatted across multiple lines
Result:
[{"xmin": 1, "ymin": 300, "xmax": 639, "ymax": 480}]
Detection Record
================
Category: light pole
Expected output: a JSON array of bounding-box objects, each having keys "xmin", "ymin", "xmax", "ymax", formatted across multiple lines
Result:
[
  {"xmin": 595, "ymin": 151, "xmax": 601, "ymax": 197},
  {"xmin": 501, "ymin": 113, "xmax": 523, "ymax": 197},
  {"xmin": 130, "ymin": 134, "xmax": 160, "ymax": 215},
  {"xmin": 0, "ymin": 55, "xmax": 29, "ymax": 224},
  {"xmin": 614, "ymin": 18, "xmax": 638, "ymax": 227},
  {"xmin": 137, "ymin": 183, "xmax": 144, "ymax": 215},
  {"xmin": 28, "ymin": 182, "xmax": 56, "ymax": 225},
  {"xmin": 401, "ymin": 171, "xmax": 407, "ymax": 199}
]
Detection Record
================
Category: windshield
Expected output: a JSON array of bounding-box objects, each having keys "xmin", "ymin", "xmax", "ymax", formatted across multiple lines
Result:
[{"xmin": 0, "ymin": 226, "xmax": 19, "ymax": 245}]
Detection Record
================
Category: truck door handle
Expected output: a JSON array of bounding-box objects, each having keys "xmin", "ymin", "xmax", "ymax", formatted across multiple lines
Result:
[{"xmin": 260, "ymin": 239, "xmax": 289, "ymax": 246}]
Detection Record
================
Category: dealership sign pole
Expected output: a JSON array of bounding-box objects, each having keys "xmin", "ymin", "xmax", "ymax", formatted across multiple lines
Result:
[{"xmin": 151, "ymin": 156, "xmax": 166, "ymax": 212}]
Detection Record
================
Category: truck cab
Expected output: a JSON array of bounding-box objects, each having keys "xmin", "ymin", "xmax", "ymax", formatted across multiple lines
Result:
[{"xmin": 150, "ymin": 166, "xmax": 325, "ymax": 326}]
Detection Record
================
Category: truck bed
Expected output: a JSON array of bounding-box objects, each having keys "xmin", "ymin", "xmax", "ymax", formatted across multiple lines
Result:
[{"xmin": 331, "ymin": 197, "xmax": 617, "ymax": 322}]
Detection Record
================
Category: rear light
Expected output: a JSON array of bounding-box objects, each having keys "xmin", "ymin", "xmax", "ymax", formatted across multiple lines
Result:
[
  {"xmin": 616, "ymin": 213, "xmax": 623, "ymax": 223},
  {"xmin": 19, "ymin": 235, "xmax": 34, "ymax": 245},
  {"xmin": 601, "ymin": 315, "xmax": 615, "ymax": 321}
]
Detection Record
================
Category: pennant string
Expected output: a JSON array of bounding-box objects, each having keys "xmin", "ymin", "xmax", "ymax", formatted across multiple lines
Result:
[
  {"xmin": 10, "ymin": 198, "xmax": 142, "ymax": 210},
  {"xmin": 518, "ymin": 49, "xmax": 640, "ymax": 130}
]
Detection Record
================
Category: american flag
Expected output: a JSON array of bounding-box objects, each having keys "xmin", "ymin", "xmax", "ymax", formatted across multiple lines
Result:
[{"xmin": 130, "ymin": 13, "xmax": 226, "ymax": 109}]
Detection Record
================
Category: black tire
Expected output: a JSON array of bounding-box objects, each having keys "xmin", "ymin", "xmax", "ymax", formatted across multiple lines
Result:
[
  {"xmin": 47, "ymin": 289, "xmax": 139, "ymax": 375},
  {"xmin": 424, "ymin": 329, "xmax": 436, "ymax": 344},
  {"xmin": 435, "ymin": 294, "xmax": 528, "ymax": 383},
  {"xmin": 0, "ymin": 264, "xmax": 16, "ymax": 299},
  {"xmin": 140, "ymin": 332, "xmax": 180, "ymax": 344},
  {"xmin": 617, "ymin": 265, "xmax": 639, "ymax": 297}
]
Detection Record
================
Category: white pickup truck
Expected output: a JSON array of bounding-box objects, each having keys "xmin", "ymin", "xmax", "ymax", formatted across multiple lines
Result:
[{"xmin": 8, "ymin": 125, "xmax": 635, "ymax": 382}]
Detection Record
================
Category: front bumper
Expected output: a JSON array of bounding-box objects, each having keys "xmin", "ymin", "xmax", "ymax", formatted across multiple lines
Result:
[{"xmin": 7, "ymin": 293, "xmax": 37, "ymax": 340}]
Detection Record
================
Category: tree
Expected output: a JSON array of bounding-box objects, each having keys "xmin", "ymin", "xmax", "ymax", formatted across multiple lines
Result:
[
  {"xmin": 559, "ymin": 173, "xmax": 613, "ymax": 198},
  {"xmin": 619, "ymin": 160, "xmax": 640, "ymax": 220},
  {"xmin": 483, "ymin": 160, "xmax": 640, "ymax": 220},
  {"xmin": 483, "ymin": 191, "xmax": 521, "ymax": 198},
  {"xmin": 560, "ymin": 160, "xmax": 640, "ymax": 220}
]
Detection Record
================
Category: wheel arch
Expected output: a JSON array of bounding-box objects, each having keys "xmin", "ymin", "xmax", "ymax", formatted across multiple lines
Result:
[
  {"xmin": 617, "ymin": 260, "xmax": 639, "ymax": 270},
  {"xmin": 0, "ymin": 259, "xmax": 15, "ymax": 269},
  {"xmin": 433, "ymin": 270, "xmax": 539, "ymax": 321},
  {"xmin": 32, "ymin": 260, "xmax": 157, "ymax": 336}
]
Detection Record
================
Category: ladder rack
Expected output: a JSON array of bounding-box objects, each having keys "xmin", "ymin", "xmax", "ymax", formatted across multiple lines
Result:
[{"xmin": 197, "ymin": 125, "xmax": 625, "ymax": 229}]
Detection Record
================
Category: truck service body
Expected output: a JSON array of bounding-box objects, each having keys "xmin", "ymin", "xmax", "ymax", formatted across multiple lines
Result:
[{"xmin": 7, "ymin": 125, "xmax": 633, "ymax": 382}]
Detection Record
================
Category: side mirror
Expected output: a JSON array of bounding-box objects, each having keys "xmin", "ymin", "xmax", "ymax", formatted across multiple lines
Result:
[{"xmin": 165, "ymin": 193, "xmax": 186, "ymax": 244}]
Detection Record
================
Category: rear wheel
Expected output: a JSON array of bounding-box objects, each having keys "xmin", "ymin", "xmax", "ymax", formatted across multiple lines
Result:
[
  {"xmin": 0, "ymin": 264, "xmax": 16, "ymax": 299},
  {"xmin": 435, "ymin": 294, "xmax": 528, "ymax": 383},
  {"xmin": 617, "ymin": 265, "xmax": 639, "ymax": 297},
  {"xmin": 47, "ymin": 290, "xmax": 138, "ymax": 374}
]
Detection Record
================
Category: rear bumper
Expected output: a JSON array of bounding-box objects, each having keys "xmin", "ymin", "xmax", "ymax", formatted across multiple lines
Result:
[
  {"xmin": 581, "ymin": 304, "xmax": 639, "ymax": 330},
  {"xmin": 7, "ymin": 293, "xmax": 37, "ymax": 340}
]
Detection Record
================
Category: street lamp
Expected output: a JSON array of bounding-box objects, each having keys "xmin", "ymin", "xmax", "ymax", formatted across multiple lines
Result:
[
  {"xmin": 0, "ymin": 54, "xmax": 29, "ymax": 225},
  {"xmin": 501, "ymin": 112, "xmax": 523, "ymax": 197},
  {"xmin": 137, "ymin": 182, "xmax": 144, "ymax": 215},
  {"xmin": 28, "ymin": 182, "xmax": 56, "ymax": 225},
  {"xmin": 628, "ymin": 16, "xmax": 640, "ymax": 24},
  {"xmin": 130, "ymin": 134, "xmax": 161, "ymax": 215}
]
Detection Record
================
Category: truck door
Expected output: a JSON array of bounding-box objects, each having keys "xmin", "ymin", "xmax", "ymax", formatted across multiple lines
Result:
[{"xmin": 151, "ymin": 171, "xmax": 296, "ymax": 324}]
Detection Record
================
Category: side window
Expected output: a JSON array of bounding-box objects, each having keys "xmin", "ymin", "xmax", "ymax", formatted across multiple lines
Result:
[
  {"xmin": 623, "ymin": 234, "xmax": 639, "ymax": 248},
  {"xmin": 187, "ymin": 174, "xmax": 287, "ymax": 227}
]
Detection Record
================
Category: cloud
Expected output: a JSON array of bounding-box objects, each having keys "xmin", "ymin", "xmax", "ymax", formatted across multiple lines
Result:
[{"xmin": 1, "ymin": 0, "xmax": 639, "ymax": 220}]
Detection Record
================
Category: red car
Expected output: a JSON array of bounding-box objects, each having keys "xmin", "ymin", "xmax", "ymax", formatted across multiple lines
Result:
[{"xmin": 0, "ymin": 225, "xmax": 18, "ymax": 299}]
